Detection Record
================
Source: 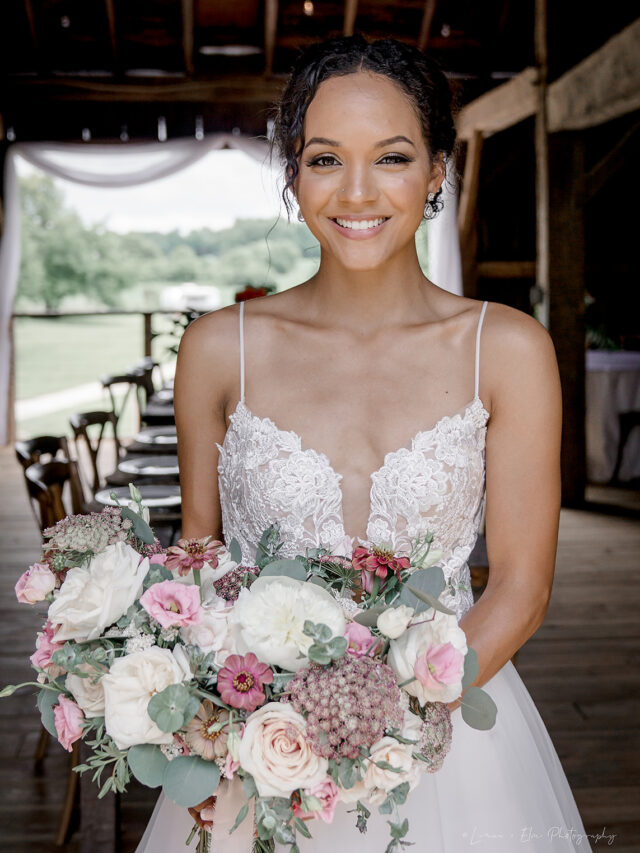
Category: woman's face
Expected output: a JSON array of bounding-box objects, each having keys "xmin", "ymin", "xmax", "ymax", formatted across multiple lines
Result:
[{"xmin": 294, "ymin": 70, "xmax": 445, "ymax": 272}]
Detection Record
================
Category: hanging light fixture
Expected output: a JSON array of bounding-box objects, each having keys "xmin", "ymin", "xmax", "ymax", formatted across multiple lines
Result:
[{"xmin": 303, "ymin": 1, "xmax": 314, "ymax": 15}]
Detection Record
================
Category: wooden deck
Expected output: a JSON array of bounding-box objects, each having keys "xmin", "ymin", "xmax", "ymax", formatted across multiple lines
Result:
[{"xmin": 1, "ymin": 446, "xmax": 638, "ymax": 851}]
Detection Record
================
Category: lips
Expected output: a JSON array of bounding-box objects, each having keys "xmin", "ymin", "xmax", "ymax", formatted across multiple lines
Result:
[{"xmin": 329, "ymin": 216, "xmax": 390, "ymax": 238}]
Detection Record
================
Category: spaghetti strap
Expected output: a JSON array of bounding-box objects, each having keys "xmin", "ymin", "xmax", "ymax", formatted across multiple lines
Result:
[
  {"xmin": 239, "ymin": 301, "xmax": 246, "ymax": 404},
  {"xmin": 474, "ymin": 301, "xmax": 488, "ymax": 400}
]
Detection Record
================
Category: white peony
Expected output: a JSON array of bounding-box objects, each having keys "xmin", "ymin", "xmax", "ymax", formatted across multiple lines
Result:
[
  {"xmin": 229, "ymin": 576, "xmax": 345, "ymax": 671},
  {"xmin": 180, "ymin": 596, "xmax": 235, "ymax": 664},
  {"xmin": 387, "ymin": 608, "xmax": 467, "ymax": 704},
  {"xmin": 377, "ymin": 605, "xmax": 415, "ymax": 639},
  {"xmin": 48, "ymin": 542, "xmax": 149, "ymax": 642},
  {"xmin": 238, "ymin": 702, "xmax": 328, "ymax": 797},
  {"xmin": 102, "ymin": 646, "xmax": 191, "ymax": 749},
  {"xmin": 66, "ymin": 664, "xmax": 106, "ymax": 717}
]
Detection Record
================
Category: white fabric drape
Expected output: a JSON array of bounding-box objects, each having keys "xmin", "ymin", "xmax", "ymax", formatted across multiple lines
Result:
[
  {"xmin": 0, "ymin": 135, "xmax": 270, "ymax": 444},
  {"xmin": 426, "ymin": 176, "xmax": 463, "ymax": 297}
]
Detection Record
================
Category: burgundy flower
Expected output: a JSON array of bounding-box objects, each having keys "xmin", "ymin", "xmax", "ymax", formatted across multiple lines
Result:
[
  {"xmin": 217, "ymin": 653, "xmax": 273, "ymax": 712},
  {"xmin": 165, "ymin": 536, "xmax": 223, "ymax": 577},
  {"xmin": 352, "ymin": 545, "xmax": 410, "ymax": 594}
]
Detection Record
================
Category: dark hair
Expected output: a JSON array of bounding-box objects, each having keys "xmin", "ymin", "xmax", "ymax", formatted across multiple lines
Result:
[{"xmin": 271, "ymin": 35, "xmax": 457, "ymax": 216}]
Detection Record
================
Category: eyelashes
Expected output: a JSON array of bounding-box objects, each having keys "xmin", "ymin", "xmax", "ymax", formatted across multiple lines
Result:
[{"xmin": 304, "ymin": 153, "xmax": 414, "ymax": 168}]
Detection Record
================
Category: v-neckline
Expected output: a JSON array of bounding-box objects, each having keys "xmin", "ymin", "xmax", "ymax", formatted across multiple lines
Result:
[{"xmin": 221, "ymin": 396, "xmax": 490, "ymax": 546}]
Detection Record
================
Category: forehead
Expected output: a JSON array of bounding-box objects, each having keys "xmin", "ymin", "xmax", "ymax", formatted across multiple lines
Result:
[{"xmin": 303, "ymin": 71, "xmax": 423, "ymax": 141}]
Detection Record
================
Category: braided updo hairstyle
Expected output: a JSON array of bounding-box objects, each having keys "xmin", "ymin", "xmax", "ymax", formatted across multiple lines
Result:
[{"xmin": 271, "ymin": 35, "xmax": 457, "ymax": 218}]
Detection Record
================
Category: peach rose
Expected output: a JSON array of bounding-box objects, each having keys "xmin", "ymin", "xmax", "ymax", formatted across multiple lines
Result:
[{"xmin": 238, "ymin": 702, "xmax": 328, "ymax": 798}]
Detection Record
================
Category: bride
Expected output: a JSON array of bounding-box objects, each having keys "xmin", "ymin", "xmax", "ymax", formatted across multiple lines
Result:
[{"xmin": 137, "ymin": 35, "xmax": 591, "ymax": 852}]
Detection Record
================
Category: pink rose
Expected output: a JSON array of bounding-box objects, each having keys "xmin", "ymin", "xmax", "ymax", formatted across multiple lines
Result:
[
  {"xmin": 344, "ymin": 622, "xmax": 375, "ymax": 657},
  {"xmin": 15, "ymin": 563, "xmax": 56, "ymax": 604},
  {"xmin": 224, "ymin": 751, "xmax": 240, "ymax": 780},
  {"xmin": 414, "ymin": 642, "xmax": 465, "ymax": 693},
  {"xmin": 149, "ymin": 553, "xmax": 167, "ymax": 566},
  {"xmin": 30, "ymin": 621, "xmax": 63, "ymax": 673},
  {"xmin": 293, "ymin": 777, "xmax": 340, "ymax": 823},
  {"xmin": 140, "ymin": 580, "xmax": 202, "ymax": 628},
  {"xmin": 53, "ymin": 694, "xmax": 84, "ymax": 752}
]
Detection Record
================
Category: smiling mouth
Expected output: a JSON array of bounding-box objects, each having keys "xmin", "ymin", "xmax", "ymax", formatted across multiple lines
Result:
[{"xmin": 331, "ymin": 216, "xmax": 390, "ymax": 231}]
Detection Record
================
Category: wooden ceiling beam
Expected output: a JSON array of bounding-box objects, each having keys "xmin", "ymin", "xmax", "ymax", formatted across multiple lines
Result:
[
  {"xmin": 3, "ymin": 75, "xmax": 287, "ymax": 105},
  {"xmin": 264, "ymin": 0, "xmax": 279, "ymax": 76},
  {"xmin": 343, "ymin": 0, "xmax": 358, "ymax": 37},
  {"xmin": 181, "ymin": 0, "xmax": 195, "ymax": 76},
  {"xmin": 104, "ymin": 0, "xmax": 118, "ymax": 71},
  {"xmin": 417, "ymin": 0, "xmax": 437, "ymax": 52}
]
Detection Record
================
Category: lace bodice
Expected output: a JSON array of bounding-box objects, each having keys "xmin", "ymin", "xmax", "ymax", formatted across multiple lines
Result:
[{"xmin": 217, "ymin": 301, "xmax": 490, "ymax": 620}]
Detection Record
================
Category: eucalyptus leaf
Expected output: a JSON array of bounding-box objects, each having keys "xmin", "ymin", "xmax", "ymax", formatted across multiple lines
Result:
[
  {"xmin": 462, "ymin": 647, "xmax": 479, "ymax": 691},
  {"xmin": 353, "ymin": 606, "xmax": 386, "ymax": 628},
  {"xmin": 307, "ymin": 646, "xmax": 331, "ymax": 666},
  {"xmin": 120, "ymin": 506, "xmax": 155, "ymax": 545},
  {"xmin": 229, "ymin": 538, "xmax": 243, "ymax": 565},
  {"xmin": 127, "ymin": 744, "xmax": 168, "ymax": 788},
  {"xmin": 37, "ymin": 688, "xmax": 59, "ymax": 738},
  {"xmin": 326, "ymin": 636, "xmax": 348, "ymax": 658},
  {"xmin": 229, "ymin": 802, "xmax": 249, "ymax": 834},
  {"xmin": 260, "ymin": 559, "xmax": 307, "ymax": 582},
  {"xmin": 309, "ymin": 575, "xmax": 329, "ymax": 589},
  {"xmin": 147, "ymin": 684, "xmax": 200, "ymax": 733},
  {"xmin": 399, "ymin": 567, "xmax": 447, "ymax": 613},
  {"xmin": 162, "ymin": 756, "xmax": 220, "ymax": 807},
  {"xmin": 460, "ymin": 686, "xmax": 497, "ymax": 731},
  {"xmin": 402, "ymin": 583, "xmax": 454, "ymax": 615}
]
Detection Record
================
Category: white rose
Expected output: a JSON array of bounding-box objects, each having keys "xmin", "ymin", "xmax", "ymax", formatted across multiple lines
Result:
[
  {"xmin": 377, "ymin": 605, "xmax": 415, "ymax": 639},
  {"xmin": 230, "ymin": 576, "xmax": 345, "ymax": 671},
  {"xmin": 102, "ymin": 646, "xmax": 190, "ymax": 749},
  {"xmin": 48, "ymin": 542, "xmax": 149, "ymax": 642},
  {"xmin": 238, "ymin": 702, "xmax": 328, "ymax": 797},
  {"xmin": 179, "ymin": 597, "xmax": 235, "ymax": 665},
  {"xmin": 362, "ymin": 737, "xmax": 421, "ymax": 805},
  {"xmin": 66, "ymin": 664, "xmax": 106, "ymax": 717},
  {"xmin": 387, "ymin": 609, "xmax": 467, "ymax": 704}
]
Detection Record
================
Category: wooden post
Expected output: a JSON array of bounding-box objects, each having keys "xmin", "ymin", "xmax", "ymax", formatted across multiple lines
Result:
[
  {"xmin": 458, "ymin": 130, "xmax": 483, "ymax": 299},
  {"xmin": 143, "ymin": 313, "xmax": 153, "ymax": 358},
  {"xmin": 7, "ymin": 315, "xmax": 16, "ymax": 443},
  {"xmin": 548, "ymin": 133, "xmax": 586, "ymax": 506},
  {"xmin": 534, "ymin": 0, "xmax": 550, "ymax": 327}
]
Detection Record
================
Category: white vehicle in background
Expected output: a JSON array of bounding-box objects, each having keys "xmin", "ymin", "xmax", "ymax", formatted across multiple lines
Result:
[{"xmin": 160, "ymin": 282, "xmax": 221, "ymax": 313}]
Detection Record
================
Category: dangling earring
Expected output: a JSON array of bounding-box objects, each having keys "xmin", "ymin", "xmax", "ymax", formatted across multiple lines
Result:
[
  {"xmin": 423, "ymin": 190, "xmax": 443, "ymax": 220},
  {"xmin": 297, "ymin": 209, "xmax": 305, "ymax": 222}
]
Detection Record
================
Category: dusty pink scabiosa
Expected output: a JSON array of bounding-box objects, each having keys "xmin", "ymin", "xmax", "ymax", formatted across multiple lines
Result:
[
  {"xmin": 166, "ymin": 536, "xmax": 223, "ymax": 577},
  {"xmin": 184, "ymin": 700, "xmax": 230, "ymax": 761},
  {"xmin": 352, "ymin": 545, "xmax": 410, "ymax": 594},
  {"xmin": 216, "ymin": 653, "xmax": 273, "ymax": 712},
  {"xmin": 287, "ymin": 655, "xmax": 403, "ymax": 760},
  {"xmin": 140, "ymin": 580, "xmax": 202, "ymax": 628}
]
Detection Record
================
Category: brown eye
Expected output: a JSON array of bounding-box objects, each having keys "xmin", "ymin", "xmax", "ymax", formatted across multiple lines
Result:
[
  {"xmin": 306, "ymin": 155, "xmax": 340, "ymax": 167},
  {"xmin": 378, "ymin": 154, "xmax": 412, "ymax": 165}
]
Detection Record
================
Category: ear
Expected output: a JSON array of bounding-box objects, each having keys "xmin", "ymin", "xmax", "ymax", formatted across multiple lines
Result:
[{"xmin": 428, "ymin": 153, "xmax": 446, "ymax": 194}]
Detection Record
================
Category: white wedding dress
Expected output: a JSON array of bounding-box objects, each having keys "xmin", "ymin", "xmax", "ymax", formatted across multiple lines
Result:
[{"xmin": 137, "ymin": 300, "xmax": 591, "ymax": 852}]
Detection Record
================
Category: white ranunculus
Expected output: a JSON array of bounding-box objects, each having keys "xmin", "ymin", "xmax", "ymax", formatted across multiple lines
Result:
[
  {"xmin": 66, "ymin": 664, "xmax": 106, "ymax": 717},
  {"xmin": 362, "ymin": 737, "xmax": 422, "ymax": 805},
  {"xmin": 387, "ymin": 608, "xmax": 467, "ymax": 704},
  {"xmin": 229, "ymin": 576, "xmax": 346, "ymax": 671},
  {"xmin": 179, "ymin": 597, "xmax": 235, "ymax": 664},
  {"xmin": 102, "ymin": 646, "xmax": 190, "ymax": 749},
  {"xmin": 377, "ymin": 605, "xmax": 415, "ymax": 639},
  {"xmin": 48, "ymin": 542, "xmax": 149, "ymax": 642},
  {"xmin": 238, "ymin": 702, "xmax": 328, "ymax": 797}
]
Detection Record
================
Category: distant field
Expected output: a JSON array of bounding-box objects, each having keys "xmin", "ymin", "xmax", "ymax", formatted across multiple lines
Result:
[{"xmin": 14, "ymin": 314, "xmax": 177, "ymax": 439}]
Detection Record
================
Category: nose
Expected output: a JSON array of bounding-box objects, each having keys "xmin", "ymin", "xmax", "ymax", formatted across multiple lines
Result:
[{"xmin": 338, "ymin": 163, "xmax": 378, "ymax": 205}]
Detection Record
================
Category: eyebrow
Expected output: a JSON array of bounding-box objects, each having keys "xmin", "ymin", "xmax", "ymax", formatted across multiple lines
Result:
[{"xmin": 303, "ymin": 135, "xmax": 416, "ymax": 150}]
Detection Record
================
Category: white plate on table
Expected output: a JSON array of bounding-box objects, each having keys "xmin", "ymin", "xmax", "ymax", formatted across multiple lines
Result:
[
  {"xmin": 95, "ymin": 485, "xmax": 181, "ymax": 508},
  {"xmin": 134, "ymin": 426, "xmax": 177, "ymax": 445},
  {"xmin": 118, "ymin": 455, "xmax": 179, "ymax": 476}
]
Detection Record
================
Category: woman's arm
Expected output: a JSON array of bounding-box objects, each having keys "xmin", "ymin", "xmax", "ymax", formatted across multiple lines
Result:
[
  {"xmin": 452, "ymin": 304, "xmax": 563, "ymax": 705},
  {"xmin": 174, "ymin": 306, "xmax": 239, "ymax": 539}
]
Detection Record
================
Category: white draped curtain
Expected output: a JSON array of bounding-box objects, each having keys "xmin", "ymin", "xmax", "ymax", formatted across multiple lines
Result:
[{"xmin": 0, "ymin": 137, "xmax": 462, "ymax": 445}]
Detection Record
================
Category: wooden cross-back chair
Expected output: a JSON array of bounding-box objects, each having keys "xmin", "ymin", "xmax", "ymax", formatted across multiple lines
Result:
[
  {"xmin": 21, "ymin": 459, "xmax": 81, "ymax": 845},
  {"xmin": 16, "ymin": 437, "xmax": 84, "ymax": 518},
  {"xmin": 69, "ymin": 410, "xmax": 122, "ymax": 496},
  {"xmin": 100, "ymin": 368, "xmax": 150, "ymax": 433}
]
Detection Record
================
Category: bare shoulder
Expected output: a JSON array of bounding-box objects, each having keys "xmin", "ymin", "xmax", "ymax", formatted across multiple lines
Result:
[{"xmin": 481, "ymin": 301, "xmax": 560, "ymax": 412}]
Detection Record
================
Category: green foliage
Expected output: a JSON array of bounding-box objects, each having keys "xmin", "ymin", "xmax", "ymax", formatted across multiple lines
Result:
[
  {"xmin": 162, "ymin": 755, "xmax": 221, "ymax": 807},
  {"xmin": 460, "ymin": 686, "xmax": 498, "ymax": 730}
]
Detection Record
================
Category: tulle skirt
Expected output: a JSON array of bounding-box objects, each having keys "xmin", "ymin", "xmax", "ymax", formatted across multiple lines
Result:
[{"xmin": 135, "ymin": 661, "xmax": 592, "ymax": 852}]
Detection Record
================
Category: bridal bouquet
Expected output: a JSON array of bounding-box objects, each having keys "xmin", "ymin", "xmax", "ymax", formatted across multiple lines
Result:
[{"xmin": 4, "ymin": 486, "xmax": 496, "ymax": 853}]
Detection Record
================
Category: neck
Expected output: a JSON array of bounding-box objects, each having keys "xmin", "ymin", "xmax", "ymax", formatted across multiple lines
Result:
[{"xmin": 303, "ymin": 242, "xmax": 435, "ymax": 332}]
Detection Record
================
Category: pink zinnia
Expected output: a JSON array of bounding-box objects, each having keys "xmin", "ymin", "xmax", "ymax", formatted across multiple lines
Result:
[
  {"xmin": 352, "ymin": 545, "xmax": 410, "ymax": 594},
  {"xmin": 217, "ymin": 653, "xmax": 273, "ymax": 712},
  {"xmin": 414, "ymin": 642, "xmax": 465, "ymax": 693},
  {"xmin": 140, "ymin": 580, "xmax": 202, "ymax": 628},
  {"xmin": 166, "ymin": 536, "xmax": 223, "ymax": 577}
]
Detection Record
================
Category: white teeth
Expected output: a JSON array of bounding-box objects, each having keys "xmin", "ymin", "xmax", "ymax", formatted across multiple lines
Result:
[{"xmin": 335, "ymin": 217, "xmax": 387, "ymax": 230}]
